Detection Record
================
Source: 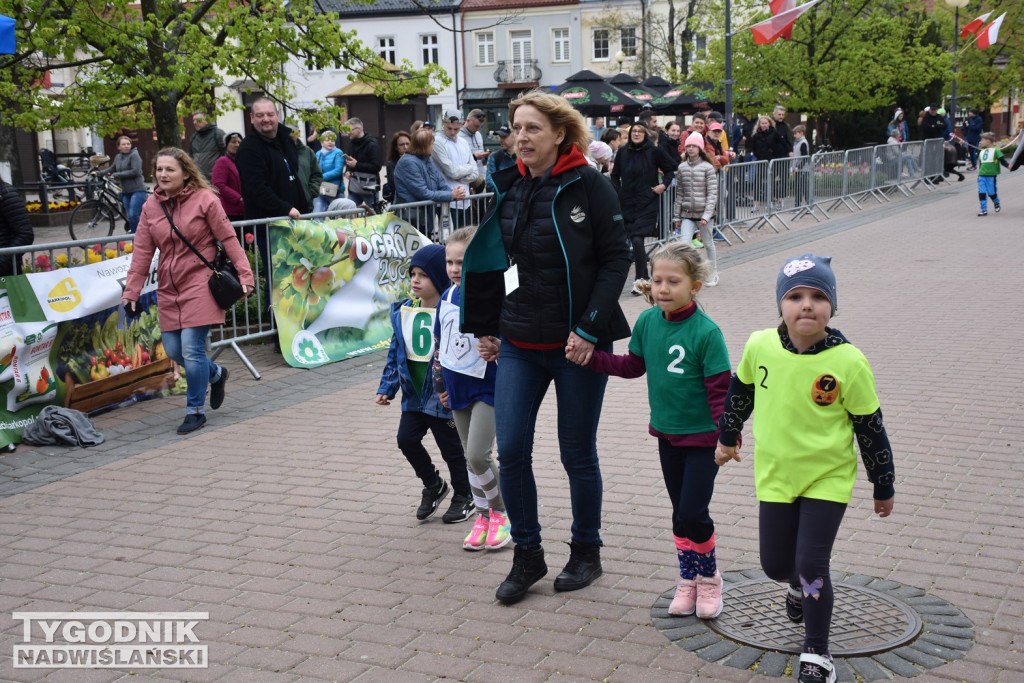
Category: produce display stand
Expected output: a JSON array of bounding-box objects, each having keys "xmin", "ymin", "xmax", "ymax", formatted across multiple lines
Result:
[{"xmin": 62, "ymin": 357, "xmax": 175, "ymax": 415}]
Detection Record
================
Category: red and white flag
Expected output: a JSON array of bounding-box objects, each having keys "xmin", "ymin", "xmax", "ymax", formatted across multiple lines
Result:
[
  {"xmin": 976, "ymin": 12, "xmax": 1006, "ymax": 50},
  {"xmin": 769, "ymin": 0, "xmax": 798, "ymax": 40},
  {"xmin": 960, "ymin": 11, "xmax": 991, "ymax": 39},
  {"xmin": 751, "ymin": 0, "xmax": 820, "ymax": 45}
]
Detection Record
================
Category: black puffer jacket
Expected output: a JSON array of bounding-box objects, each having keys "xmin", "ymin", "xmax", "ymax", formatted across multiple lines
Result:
[
  {"xmin": 610, "ymin": 137, "xmax": 678, "ymax": 238},
  {"xmin": 749, "ymin": 127, "xmax": 790, "ymax": 161},
  {"xmin": 0, "ymin": 180, "xmax": 34, "ymax": 276},
  {"xmin": 236, "ymin": 123, "xmax": 310, "ymax": 219},
  {"xmin": 461, "ymin": 148, "xmax": 631, "ymax": 346},
  {"xmin": 349, "ymin": 135, "xmax": 382, "ymax": 176}
]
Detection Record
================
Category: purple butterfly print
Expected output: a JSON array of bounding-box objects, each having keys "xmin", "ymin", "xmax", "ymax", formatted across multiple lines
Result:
[{"xmin": 800, "ymin": 575, "xmax": 824, "ymax": 600}]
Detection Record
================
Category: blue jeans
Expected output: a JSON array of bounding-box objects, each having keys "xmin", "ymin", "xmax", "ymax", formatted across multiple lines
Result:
[
  {"xmin": 494, "ymin": 340, "xmax": 610, "ymax": 547},
  {"xmin": 122, "ymin": 191, "xmax": 147, "ymax": 233},
  {"xmin": 161, "ymin": 326, "xmax": 221, "ymax": 413}
]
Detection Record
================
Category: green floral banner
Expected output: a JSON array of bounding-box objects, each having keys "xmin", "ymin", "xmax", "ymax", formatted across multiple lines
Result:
[{"xmin": 270, "ymin": 214, "xmax": 432, "ymax": 368}]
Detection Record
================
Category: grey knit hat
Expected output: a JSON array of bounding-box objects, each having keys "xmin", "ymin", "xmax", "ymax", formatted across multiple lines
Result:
[{"xmin": 776, "ymin": 254, "xmax": 837, "ymax": 314}]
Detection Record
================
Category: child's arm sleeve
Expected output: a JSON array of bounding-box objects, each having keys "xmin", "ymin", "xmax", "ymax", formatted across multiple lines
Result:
[
  {"xmin": 851, "ymin": 410, "xmax": 896, "ymax": 500},
  {"xmin": 717, "ymin": 374, "xmax": 754, "ymax": 447},
  {"xmin": 587, "ymin": 350, "xmax": 646, "ymax": 378},
  {"xmin": 704, "ymin": 370, "xmax": 732, "ymax": 436},
  {"xmin": 377, "ymin": 335, "xmax": 400, "ymax": 397}
]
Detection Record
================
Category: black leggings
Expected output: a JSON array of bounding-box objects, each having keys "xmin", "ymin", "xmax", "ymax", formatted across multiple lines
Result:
[
  {"xmin": 658, "ymin": 441, "xmax": 718, "ymax": 544},
  {"xmin": 759, "ymin": 498, "xmax": 847, "ymax": 654},
  {"xmin": 630, "ymin": 235, "xmax": 649, "ymax": 280},
  {"xmin": 396, "ymin": 411, "xmax": 470, "ymax": 497}
]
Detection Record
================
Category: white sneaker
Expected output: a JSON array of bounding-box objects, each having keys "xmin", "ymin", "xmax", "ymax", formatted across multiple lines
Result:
[{"xmin": 705, "ymin": 271, "xmax": 719, "ymax": 287}]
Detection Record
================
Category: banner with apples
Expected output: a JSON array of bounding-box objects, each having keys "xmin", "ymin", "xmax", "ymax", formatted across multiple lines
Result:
[{"xmin": 270, "ymin": 214, "xmax": 433, "ymax": 368}]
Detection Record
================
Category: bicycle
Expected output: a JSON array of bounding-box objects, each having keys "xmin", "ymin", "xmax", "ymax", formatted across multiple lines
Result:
[
  {"xmin": 38, "ymin": 148, "xmax": 78, "ymax": 202},
  {"xmin": 64, "ymin": 147, "xmax": 96, "ymax": 179},
  {"xmin": 67, "ymin": 170, "xmax": 133, "ymax": 241}
]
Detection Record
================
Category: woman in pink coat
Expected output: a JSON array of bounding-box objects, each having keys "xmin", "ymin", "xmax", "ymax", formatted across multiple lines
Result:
[{"xmin": 123, "ymin": 148, "xmax": 255, "ymax": 434}]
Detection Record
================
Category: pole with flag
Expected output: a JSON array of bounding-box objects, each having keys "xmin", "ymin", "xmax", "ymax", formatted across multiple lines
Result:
[{"xmin": 750, "ymin": 0, "xmax": 820, "ymax": 45}]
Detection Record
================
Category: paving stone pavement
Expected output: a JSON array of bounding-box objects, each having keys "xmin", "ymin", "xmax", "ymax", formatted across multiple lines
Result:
[{"xmin": 1, "ymin": 174, "xmax": 1022, "ymax": 681}]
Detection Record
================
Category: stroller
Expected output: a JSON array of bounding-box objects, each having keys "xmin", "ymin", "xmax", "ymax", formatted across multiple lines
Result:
[{"xmin": 38, "ymin": 149, "xmax": 77, "ymax": 201}]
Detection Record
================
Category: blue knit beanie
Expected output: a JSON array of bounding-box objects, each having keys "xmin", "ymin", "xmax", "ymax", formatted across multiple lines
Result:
[
  {"xmin": 776, "ymin": 254, "xmax": 837, "ymax": 314},
  {"xmin": 409, "ymin": 243, "xmax": 450, "ymax": 297}
]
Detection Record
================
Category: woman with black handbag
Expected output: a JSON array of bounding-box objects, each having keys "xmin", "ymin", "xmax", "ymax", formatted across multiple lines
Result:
[{"xmin": 122, "ymin": 148, "xmax": 255, "ymax": 434}]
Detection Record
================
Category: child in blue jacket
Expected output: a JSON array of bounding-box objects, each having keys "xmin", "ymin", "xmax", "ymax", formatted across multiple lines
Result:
[{"xmin": 376, "ymin": 244, "xmax": 473, "ymax": 523}]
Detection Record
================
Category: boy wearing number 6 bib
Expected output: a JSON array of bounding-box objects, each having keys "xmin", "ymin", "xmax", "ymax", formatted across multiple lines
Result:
[
  {"xmin": 433, "ymin": 227, "xmax": 511, "ymax": 551},
  {"xmin": 376, "ymin": 244, "xmax": 472, "ymax": 524},
  {"xmin": 576, "ymin": 242, "xmax": 732, "ymax": 620}
]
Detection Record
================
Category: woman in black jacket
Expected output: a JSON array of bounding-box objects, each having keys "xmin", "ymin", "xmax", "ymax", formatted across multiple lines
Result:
[
  {"xmin": 611, "ymin": 123, "xmax": 679, "ymax": 293},
  {"xmin": 0, "ymin": 179, "xmax": 34, "ymax": 276},
  {"xmin": 461, "ymin": 91, "xmax": 631, "ymax": 606},
  {"xmin": 747, "ymin": 115, "xmax": 790, "ymax": 209}
]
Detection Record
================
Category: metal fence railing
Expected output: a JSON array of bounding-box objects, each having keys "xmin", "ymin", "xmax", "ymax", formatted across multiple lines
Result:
[{"xmin": 3, "ymin": 138, "xmax": 946, "ymax": 377}]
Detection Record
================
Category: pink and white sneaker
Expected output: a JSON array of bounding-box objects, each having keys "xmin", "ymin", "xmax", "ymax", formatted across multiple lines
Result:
[
  {"xmin": 484, "ymin": 510, "xmax": 511, "ymax": 549},
  {"xmin": 668, "ymin": 578, "xmax": 698, "ymax": 616},
  {"xmin": 463, "ymin": 514, "xmax": 488, "ymax": 551},
  {"xmin": 695, "ymin": 571, "xmax": 724, "ymax": 619}
]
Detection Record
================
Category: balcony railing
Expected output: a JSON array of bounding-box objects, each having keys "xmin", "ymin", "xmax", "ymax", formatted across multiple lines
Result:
[{"xmin": 493, "ymin": 60, "xmax": 542, "ymax": 85}]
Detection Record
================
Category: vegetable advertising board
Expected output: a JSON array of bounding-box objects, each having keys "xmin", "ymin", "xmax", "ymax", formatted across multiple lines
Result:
[
  {"xmin": 270, "ymin": 214, "xmax": 432, "ymax": 368},
  {"xmin": 0, "ymin": 254, "xmax": 176, "ymax": 447}
]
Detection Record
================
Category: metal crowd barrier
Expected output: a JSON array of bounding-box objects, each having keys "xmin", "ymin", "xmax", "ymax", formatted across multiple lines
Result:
[{"xmin": 4, "ymin": 138, "xmax": 946, "ymax": 377}]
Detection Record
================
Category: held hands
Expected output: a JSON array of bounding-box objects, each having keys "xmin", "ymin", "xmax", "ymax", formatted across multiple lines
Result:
[
  {"xmin": 451, "ymin": 186, "xmax": 467, "ymax": 201},
  {"xmin": 375, "ymin": 394, "xmax": 391, "ymax": 406},
  {"xmin": 565, "ymin": 332, "xmax": 595, "ymax": 366},
  {"xmin": 874, "ymin": 496, "xmax": 895, "ymax": 518},
  {"xmin": 478, "ymin": 336, "xmax": 501, "ymax": 362},
  {"xmin": 714, "ymin": 442, "xmax": 741, "ymax": 466}
]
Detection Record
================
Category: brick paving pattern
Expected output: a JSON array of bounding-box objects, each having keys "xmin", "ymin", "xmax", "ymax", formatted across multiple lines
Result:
[{"xmin": 1, "ymin": 174, "xmax": 1022, "ymax": 681}]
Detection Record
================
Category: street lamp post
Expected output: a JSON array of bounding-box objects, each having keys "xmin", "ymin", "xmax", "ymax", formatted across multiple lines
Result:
[
  {"xmin": 615, "ymin": 50, "xmax": 626, "ymax": 74},
  {"xmin": 945, "ymin": 0, "xmax": 969, "ymax": 129}
]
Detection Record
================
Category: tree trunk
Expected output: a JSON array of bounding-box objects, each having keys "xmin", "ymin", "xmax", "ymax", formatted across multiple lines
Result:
[{"xmin": 151, "ymin": 91, "xmax": 183, "ymax": 149}]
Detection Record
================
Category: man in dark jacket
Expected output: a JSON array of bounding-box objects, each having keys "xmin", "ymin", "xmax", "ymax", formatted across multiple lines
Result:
[
  {"xmin": 343, "ymin": 118, "xmax": 383, "ymax": 206},
  {"xmin": 919, "ymin": 106, "xmax": 947, "ymax": 141},
  {"xmin": 188, "ymin": 112, "xmax": 226, "ymax": 181},
  {"xmin": 0, "ymin": 179, "xmax": 34, "ymax": 276},
  {"xmin": 236, "ymin": 98, "xmax": 309, "ymax": 220}
]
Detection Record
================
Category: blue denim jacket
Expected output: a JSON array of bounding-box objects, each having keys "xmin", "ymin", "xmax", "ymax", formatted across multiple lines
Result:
[{"xmin": 377, "ymin": 299, "xmax": 451, "ymax": 418}]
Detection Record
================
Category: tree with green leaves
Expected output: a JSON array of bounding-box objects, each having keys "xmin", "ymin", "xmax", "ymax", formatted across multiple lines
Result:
[
  {"xmin": 948, "ymin": 3, "xmax": 1024, "ymax": 122},
  {"xmin": 690, "ymin": 0, "xmax": 949, "ymax": 145},
  {"xmin": 0, "ymin": 0, "xmax": 450, "ymax": 151}
]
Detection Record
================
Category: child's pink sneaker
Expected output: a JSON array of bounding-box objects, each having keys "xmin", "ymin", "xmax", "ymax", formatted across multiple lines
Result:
[
  {"xmin": 668, "ymin": 578, "xmax": 698, "ymax": 616},
  {"xmin": 485, "ymin": 510, "xmax": 511, "ymax": 549},
  {"xmin": 695, "ymin": 571, "xmax": 723, "ymax": 619},
  {"xmin": 463, "ymin": 514, "xmax": 488, "ymax": 551}
]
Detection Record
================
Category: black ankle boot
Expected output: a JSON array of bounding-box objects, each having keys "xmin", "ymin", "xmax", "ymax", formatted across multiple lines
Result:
[
  {"xmin": 495, "ymin": 545, "xmax": 547, "ymax": 604},
  {"xmin": 553, "ymin": 541, "xmax": 602, "ymax": 592}
]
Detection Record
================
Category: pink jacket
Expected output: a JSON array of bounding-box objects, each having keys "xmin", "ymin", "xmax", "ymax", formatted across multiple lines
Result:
[{"xmin": 124, "ymin": 185, "xmax": 255, "ymax": 331}]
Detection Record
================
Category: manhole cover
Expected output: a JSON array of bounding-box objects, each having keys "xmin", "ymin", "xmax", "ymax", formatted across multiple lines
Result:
[
  {"xmin": 651, "ymin": 569, "xmax": 975, "ymax": 679},
  {"xmin": 706, "ymin": 578, "xmax": 921, "ymax": 655}
]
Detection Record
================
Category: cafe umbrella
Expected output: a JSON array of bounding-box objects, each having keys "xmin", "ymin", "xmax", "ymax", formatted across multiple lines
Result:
[
  {"xmin": 606, "ymin": 72, "xmax": 660, "ymax": 106},
  {"xmin": 651, "ymin": 82, "xmax": 717, "ymax": 115},
  {"xmin": 550, "ymin": 69, "xmax": 645, "ymax": 117},
  {"xmin": 641, "ymin": 75, "xmax": 673, "ymax": 96}
]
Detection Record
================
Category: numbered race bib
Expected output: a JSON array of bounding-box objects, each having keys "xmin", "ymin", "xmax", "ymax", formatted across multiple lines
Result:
[
  {"xmin": 400, "ymin": 306, "xmax": 436, "ymax": 362},
  {"xmin": 437, "ymin": 298, "xmax": 487, "ymax": 379}
]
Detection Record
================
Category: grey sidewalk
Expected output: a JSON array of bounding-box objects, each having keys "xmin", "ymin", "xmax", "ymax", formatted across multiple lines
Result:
[{"xmin": 1, "ymin": 174, "xmax": 1022, "ymax": 681}]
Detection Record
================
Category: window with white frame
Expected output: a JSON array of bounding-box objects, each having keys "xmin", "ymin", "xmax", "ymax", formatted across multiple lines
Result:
[
  {"xmin": 377, "ymin": 36, "xmax": 396, "ymax": 65},
  {"xmin": 693, "ymin": 35, "xmax": 707, "ymax": 63},
  {"xmin": 620, "ymin": 27, "xmax": 637, "ymax": 58},
  {"xmin": 421, "ymin": 34, "xmax": 438, "ymax": 66},
  {"xmin": 476, "ymin": 31, "xmax": 495, "ymax": 66},
  {"xmin": 509, "ymin": 30, "xmax": 533, "ymax": 81},
  {"xmin": 552, "ymin": 27, "xmax": 570, "ymax": 63},
  {"xmin": 593, "ymin": 28, "xmax": 610, "ymax": 61}
]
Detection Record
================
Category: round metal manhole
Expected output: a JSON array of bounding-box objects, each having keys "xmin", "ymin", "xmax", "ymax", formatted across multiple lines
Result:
[
  {"xmin": 706, "ymin": 578, "xmax": 920, "ymax": 656},
  {"xmin": 651, "ymin": 569, "xmax": 975, "ymax": 679}
]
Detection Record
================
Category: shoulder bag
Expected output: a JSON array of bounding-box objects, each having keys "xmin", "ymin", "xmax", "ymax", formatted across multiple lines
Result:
[{"xmin": 160, "ymin": 202, "xmax": 245, "ymax": 310}]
